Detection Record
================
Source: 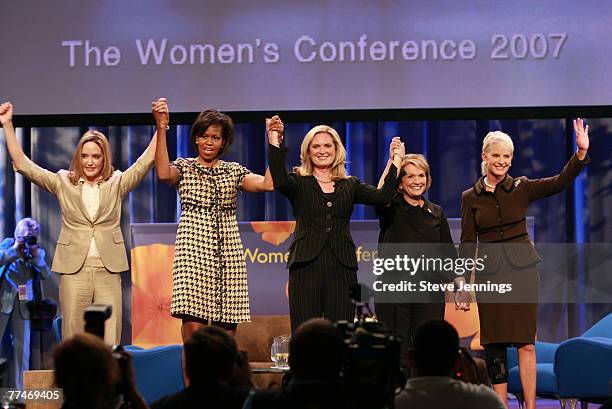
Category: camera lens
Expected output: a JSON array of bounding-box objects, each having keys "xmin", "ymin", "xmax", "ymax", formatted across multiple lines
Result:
[{"xmin": 24, "ymin": 234, "xmax": 37, "ymax": 246}]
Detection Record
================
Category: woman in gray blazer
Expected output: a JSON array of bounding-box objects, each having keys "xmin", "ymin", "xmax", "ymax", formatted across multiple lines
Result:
[{"xmin": 0, "ymin": 100, "xmax": 162, "ymax": 344}]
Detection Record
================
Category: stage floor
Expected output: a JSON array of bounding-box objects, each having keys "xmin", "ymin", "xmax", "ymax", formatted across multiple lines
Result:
[{"xmin": 509, "ymin": 398, "xmax": 603, "ymax": 408}]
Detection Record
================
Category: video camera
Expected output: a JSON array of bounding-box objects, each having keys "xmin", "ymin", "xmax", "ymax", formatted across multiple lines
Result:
[
  {"xmin": 336, "ymin": 284, "xmax": 404, "ymax": 409},
  {"xmin": 84, "ymin": 304, "xmax": 112, "ymax": 339},
  {"xmin": 84, "ymin": 304, "xmax": 130, "ymax": 376},
  {"xmin": 83, "ymin": 304, "xmax": 134, "ymax": 406}
]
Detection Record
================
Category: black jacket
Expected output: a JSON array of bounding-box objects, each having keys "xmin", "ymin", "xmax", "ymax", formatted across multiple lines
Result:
[{"xmin": 269, "ymin": 144, "xmax": 398, "ymax": 269}]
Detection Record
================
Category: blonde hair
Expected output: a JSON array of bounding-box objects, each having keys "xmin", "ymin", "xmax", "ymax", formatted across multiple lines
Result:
[
  {"xmin": 481, "ymin": 131, "xmax": 514, "ymax": 176},
  {"xmin": 294, "ymin": 125, "xmax": 348, "ymax": 180},
  {"xmin": 14, "ymin": 217, "xmax": 41, "ymax": 239},
  {"xmin": 401, "ymin": 153, "xmax": 432, "ymax": 191},
  {"xmin": 69, "ymin": 130, "xmax": 114, "ymax": 185}
]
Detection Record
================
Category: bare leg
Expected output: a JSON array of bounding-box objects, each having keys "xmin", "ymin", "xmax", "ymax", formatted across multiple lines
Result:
[
  {"xmin": 212, "ymin": 321, "xmax": 238, "ymax": 337},
  {"xmin": 518, "ymin": 343, "xmax": 536, "ymax": 409},
  {"xmin": 181, "ymin": 320, "xmax": 206, "ymax": 342},
  {"xmin": 493, "ymin": 383, "xmax": 509, "ymax": 408}
]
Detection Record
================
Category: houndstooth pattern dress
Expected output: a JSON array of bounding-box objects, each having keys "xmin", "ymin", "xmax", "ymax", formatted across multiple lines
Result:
[{"xmin": 170, "ymin": 158, "xmax": 251, "ymax": 323}]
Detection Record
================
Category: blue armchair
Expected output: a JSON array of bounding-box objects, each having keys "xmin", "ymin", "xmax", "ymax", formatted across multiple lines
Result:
[
  {"xmin": 127, "ymin": 344, "xmax": 185, "ymax": 404},
  {"xmin": 508, "ymin": 313, "xmax": 612, "ymax": 409},
  {"xmin": 51, "ymin": 316, "xmax": 185, "ymax": 404},
  {"xmin": 555, "ymin": 313, "xmax": 612, "ymax": 408}
]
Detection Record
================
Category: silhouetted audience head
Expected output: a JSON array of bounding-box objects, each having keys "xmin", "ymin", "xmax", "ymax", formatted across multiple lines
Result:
[
  {"xmin": 184, "ymin": 326, "xmax": 239, "ymax": 386},
  {"xmin": 289, "ymin": 318, "xmax": 345, "ymax": 380},
  {"xmin": 410, "ymin": 319, "xmax": 460, "ymax": 377},
  {"xmin": 53, "ymin": 333, "xmax": 120, "ymax": 409}
]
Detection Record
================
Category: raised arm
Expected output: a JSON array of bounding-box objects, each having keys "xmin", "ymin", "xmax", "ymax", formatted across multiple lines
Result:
[
  {"xmin": 118, "ymin": 100, "xmax": 164, "ymax": 196},
  {"xmin": 524, "ymin": 118, "xmax": 590, "ymax": 202},
  {"xmin": 574, "ymin": 118, "xmax": 589, "ymax": 161},
  {"xmin": 0, "ymin": 102, "xmax": 27, "ymax": 169},
  {"xmin": 0, "ymin": 102, "xmax": 59, "ymax": 194},
  {"xmin": 355, "ymin": 142, "xmax": 403, "ymax": 205},
  {"xmin": 377, "ymin": 136, "xmax": 404, "ymax": 189},
  {"xmin": 153, "ymin": 98, "xmax": 180, "ymax": 185},
  {"xmin": 268, "ymin": 115, "xmax": 299, "ymax": 200},
  {"xmin": 241, "ymin": 116, "xmax": 283, "ymax": 193}
]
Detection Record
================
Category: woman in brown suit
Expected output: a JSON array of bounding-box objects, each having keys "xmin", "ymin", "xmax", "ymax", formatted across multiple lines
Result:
[{"xmin": 460, "ymin": 119, "xmax": 590, "ymax": 409}]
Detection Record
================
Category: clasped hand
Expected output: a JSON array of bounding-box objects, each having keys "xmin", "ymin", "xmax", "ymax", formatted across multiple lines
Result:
[{"xmin": 266, "ymin": 115, "xmax": 284, "ymax": 146}]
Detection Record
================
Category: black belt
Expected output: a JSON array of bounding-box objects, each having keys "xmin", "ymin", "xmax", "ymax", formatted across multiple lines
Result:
[
  {"xmin": 181, "ymin": 202, "xmax": 236, "ymax": 213},
  {"xmin": 477, "ymin": 217, "xmax": 526, "ymax": 235},
  {"xmin": 482, "ymin": 232, "xmax": 530, "ymax": 243}
]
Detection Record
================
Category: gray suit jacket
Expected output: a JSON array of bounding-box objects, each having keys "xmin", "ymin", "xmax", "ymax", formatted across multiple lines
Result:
[
  {"xmin": 0, "ymin": 238, "xmax": 51, "ymax": 318},
  {"xmin": 16, "ymin": 146, "xmax": 154, "ymax": 274}
]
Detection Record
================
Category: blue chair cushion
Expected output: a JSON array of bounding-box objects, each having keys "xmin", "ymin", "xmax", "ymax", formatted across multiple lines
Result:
[
  {"xmin": 123, "ymin": 345, "xmax": 145, "ymax": 351},
  {"xmin": 508, "ymin": 363, "xmax": 557, "ymax": 395},
  {"xmin": 128, "ymin": 344, "xmax": 185, "ymax": 404}
]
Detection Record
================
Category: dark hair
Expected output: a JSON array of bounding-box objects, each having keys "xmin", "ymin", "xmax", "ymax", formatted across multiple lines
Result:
[
  {"xmin": 412, "ymin": 320, "xmax": 460, "ymax": 376},
  {"xmin": 190, "ymin": 109, "xmax": 234, "ymax": 157},
  {"xmin": 184, "ymin": 326, "xmax": 239, "ymax": 385},
  {"xmin": 53, "ymin": 333, "xmax": 119, "ymax": 409},
  {"xmin": 288, "ymin": 318, "xmax": 344, "ymax": 380}
]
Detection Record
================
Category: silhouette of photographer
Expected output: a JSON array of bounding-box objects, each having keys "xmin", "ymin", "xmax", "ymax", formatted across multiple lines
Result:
[
  {"xmin": 0, "ymin": 217, "xmax": 51, "ymax": 388},
  {"xmin": 54, "ymin": 332, "xmax": 148, "ymax": 409}
]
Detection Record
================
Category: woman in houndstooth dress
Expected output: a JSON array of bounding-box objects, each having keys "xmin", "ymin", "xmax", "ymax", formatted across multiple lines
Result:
[{"xmin": 153, "ymin": 101, "xmax": 275, "ymax": 339}]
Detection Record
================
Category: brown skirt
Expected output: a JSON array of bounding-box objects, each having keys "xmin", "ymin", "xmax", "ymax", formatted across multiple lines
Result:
[{"xmin": 476, "ymin": 265, "xmax": 539, "ymax": 345}]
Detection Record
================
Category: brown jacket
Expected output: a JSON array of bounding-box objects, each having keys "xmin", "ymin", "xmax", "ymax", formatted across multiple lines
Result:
[
  {"xmin": 459, "ymin": 153, "xmax": 589, "ymax": 272},
  {"xmin": 16, "ymin": 147, "xmax": 154, "ymax": 274}
]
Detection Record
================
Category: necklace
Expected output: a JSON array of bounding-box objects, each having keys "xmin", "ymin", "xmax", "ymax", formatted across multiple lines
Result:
[
  {"xmin": 483, "ymin": 177, "xmax": 496, "ymax": 189},
  {"xmin": 313, "ymin": 174, "xmax": 332, "ymax": 184}
]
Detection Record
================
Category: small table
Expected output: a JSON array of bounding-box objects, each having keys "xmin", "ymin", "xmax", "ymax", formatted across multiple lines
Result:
[
  {"xmin": 250, "ymin": 365, "xmax": 291, "ymax": 388},
  {"xmin": 251, "ymin": 365, "xmax": 291, "ymax": 374}
]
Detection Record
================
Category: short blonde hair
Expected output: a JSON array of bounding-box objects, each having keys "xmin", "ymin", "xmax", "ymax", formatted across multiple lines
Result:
[
  {"xmin": 69, "ymin": 130, "xmax": 114, "ymax": 185},
  {"xmin": 14, "ymin": 217, "xmax": 41, "ymax": 239},
  {"xmin": 481, "ymin": 131, "xmax": 514, "ymax": 176},
  {"xmin": 294, "ymin": 125, "xmax": 348, "ymax": 180},
  {"xmin": 401, "ymin": 153, "xmax": 432, "ymax": 191}
]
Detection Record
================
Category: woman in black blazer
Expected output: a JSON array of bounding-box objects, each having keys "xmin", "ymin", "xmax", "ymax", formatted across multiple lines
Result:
[
  {"xmin": 375, "ymin": 142, "xmax": 470, "ymax": 376},
  {"xmin": 267, "ymin": 116, "xmax": 403, "ymax": 331}
]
